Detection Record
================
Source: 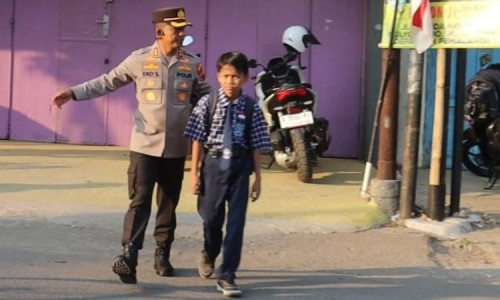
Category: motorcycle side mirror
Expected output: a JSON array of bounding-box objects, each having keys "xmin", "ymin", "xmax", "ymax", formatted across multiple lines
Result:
[
  {"xmin": 182, "ymin": 35, "xmax": 194, "ymax": 47},
  {"xmin": 249, "ymin": 59, "xmax": 258, "ymax": 68},
  {"xmin": 480, "ymin": 54, "xmax": 491, "ymax": 68}
]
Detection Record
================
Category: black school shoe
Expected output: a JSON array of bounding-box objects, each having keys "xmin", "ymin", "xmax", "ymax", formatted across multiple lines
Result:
[
  {"xmin": 216, "ymin": 279, "xmax": 242, "ymax": 298},
  {"xmin": 112, "ymin": 244, "xmax": 138, "ymax": 284}
]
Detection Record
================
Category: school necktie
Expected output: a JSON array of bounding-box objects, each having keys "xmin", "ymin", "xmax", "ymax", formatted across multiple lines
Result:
[{"xmin": 220, "ymin": 104, "xmax": 233, "ymax": 171}]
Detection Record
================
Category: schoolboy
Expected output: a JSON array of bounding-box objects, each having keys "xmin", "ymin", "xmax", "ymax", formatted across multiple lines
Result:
[{"xmin": 184, "ymin": 51, "xmax": 271, "ymax": 297}]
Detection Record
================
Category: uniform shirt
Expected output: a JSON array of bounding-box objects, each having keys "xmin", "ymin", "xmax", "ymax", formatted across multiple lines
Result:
[
  {"xmin": 184, "ymin": 88, "xmax": 271, "ymax": 152},
  {"xmin": 70, "ymin": 41, "xmax": 211, "ymax": 158}
]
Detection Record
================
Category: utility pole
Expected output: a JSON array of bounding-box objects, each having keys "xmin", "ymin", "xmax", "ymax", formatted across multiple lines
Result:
[
  {"xmin": 377, "ymin": 49, "xmax": 400, "ymax": 180},
  {"xmin": 400, "ymin": 50, "xmax": 423, "ymax": 220},
  {"xmin": 450, "ymin": 49, "xmax": 467, "ymax": 216},
  {"xmin": 370, "ymin": 48, "xmax": 401, "ymax": 216}
]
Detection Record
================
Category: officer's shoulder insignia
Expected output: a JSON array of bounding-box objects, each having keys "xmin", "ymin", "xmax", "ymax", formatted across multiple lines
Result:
[
  {"xmin": 153, "ymin": 47, "xmax": 160, "ymax": 58},
  {"xmin": 135, "ymin": 46, "xmax": 153, "ymax": 56},
  {"xmin": 177, "ymin": 48, "xmax": 193, "ymax": 62},
  {"xmin": 181, "ymin": 50, "xmax": 198, "ymax": 59},
  {"xmin": 144, "ymin": 47, "xmax": 161, "ymax": 61}
]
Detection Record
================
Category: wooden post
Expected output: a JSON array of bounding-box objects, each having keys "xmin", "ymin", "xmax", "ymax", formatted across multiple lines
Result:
[{"xmin": 428, "ymin": 49, "xmax": 448, "ymax": 221}]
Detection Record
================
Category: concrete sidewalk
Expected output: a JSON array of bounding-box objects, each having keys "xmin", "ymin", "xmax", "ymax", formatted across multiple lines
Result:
[
  {"xmin": 0, "ymin": 140, "xmax": 498, "ymax": 258},
  {"xmin": 0, "ymin": 140, "xmax": 387, "ymax": 231}
]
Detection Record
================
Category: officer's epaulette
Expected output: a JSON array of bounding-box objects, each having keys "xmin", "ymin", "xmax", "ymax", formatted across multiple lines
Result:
[
  {"xmin": 178, "ymin": 49, "xmax": 199, "ymax": 60},
  {"xmin": 131, "ymin": 45, "xmax": 155, "ymax": 57}
]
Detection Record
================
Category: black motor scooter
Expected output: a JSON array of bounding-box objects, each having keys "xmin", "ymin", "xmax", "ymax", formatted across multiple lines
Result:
[{"xmin": 463, "ymin": 58, "xmax": 500, "ymax": 188}]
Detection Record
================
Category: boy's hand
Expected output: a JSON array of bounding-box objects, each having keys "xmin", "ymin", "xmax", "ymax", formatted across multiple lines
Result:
[
  {"xmin": 250, "ymin": 179, "xmax": 261, "ymax": 202},
  {"xmin": 191, "ymin": 170, "xmax": 200, "ymax": 195}
]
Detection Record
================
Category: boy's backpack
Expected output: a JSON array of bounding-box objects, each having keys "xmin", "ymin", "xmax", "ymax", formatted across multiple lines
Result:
[{"xmin": 207, "ymin": 90, "xmax": 255, "ymax": 140}]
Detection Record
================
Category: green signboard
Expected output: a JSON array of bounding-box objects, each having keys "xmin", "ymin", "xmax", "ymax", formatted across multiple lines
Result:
[{"xmin": 380, "ymin": 0, "xmax": 500, "ymax": 49}]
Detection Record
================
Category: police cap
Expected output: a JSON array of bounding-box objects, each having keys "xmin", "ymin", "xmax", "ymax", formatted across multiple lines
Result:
[{"xmin": 152, "ymin": 7, "xmax": 192, "ymax": 28}]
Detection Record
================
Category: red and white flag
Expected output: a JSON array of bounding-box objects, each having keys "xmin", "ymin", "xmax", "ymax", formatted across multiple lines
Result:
[{"xmin": 411, "ymin": 0, "xmax": 434, "ymax": 53}]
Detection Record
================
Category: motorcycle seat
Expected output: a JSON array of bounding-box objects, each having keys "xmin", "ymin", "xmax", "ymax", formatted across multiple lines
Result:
[{"xmin": 278, "ymin": 83, "xmax": 311, "ymax": 90}]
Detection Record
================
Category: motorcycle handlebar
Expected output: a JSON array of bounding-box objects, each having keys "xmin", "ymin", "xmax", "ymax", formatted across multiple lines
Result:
[{"xmin": 249, "ymin": 51, "xmax": 300, "ymax": 84}]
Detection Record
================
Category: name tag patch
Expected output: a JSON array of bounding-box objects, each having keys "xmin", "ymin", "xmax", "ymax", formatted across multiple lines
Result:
[{"xmin": 143, "ymin": 71, "xmax": 160, "ymax": 77}]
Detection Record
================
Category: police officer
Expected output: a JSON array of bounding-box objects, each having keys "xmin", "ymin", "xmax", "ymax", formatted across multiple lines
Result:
[{"xmin": 51, "ymin": 7, "xmax": 212, "ymax": 284}]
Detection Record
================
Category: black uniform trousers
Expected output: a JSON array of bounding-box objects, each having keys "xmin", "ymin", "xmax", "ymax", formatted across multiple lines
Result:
[
  {"xmin": 198, "ymin": 154, "xmax": 252, "ymax": 281},
  {"xmin": 123, "ymin": 151, "xmax": 185, "ymax": 250}
]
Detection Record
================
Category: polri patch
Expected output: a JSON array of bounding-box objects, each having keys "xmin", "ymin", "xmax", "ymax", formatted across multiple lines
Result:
[{"xmin": 176, "ymin": 72, "xmax": 193, "ymax": 79}]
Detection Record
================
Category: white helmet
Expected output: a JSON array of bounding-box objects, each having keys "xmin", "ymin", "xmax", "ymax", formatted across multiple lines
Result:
[{"xmin": 282, "ymin": 25, "xmax": 320, "ymax": 53}]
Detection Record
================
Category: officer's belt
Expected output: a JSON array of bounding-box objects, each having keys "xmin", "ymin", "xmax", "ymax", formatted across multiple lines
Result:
[{"xmin": 205, "ymin": 148, "xmax": 250, "ymax": 158}]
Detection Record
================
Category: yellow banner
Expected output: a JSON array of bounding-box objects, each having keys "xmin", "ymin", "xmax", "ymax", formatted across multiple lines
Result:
[{"xmin": 379, "ymin": 0, "xmax": 500, "ymax": 49}]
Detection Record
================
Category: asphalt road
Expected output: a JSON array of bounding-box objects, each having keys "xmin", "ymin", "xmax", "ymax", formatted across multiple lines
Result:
[{"xmin": 0, "ymin": 141, "xmax": 499, "ymax": 299}]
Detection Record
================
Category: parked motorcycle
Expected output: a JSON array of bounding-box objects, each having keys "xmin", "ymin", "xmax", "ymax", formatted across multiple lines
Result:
[
  {"xmin": 249, "ymin": 26, "xmax": 330, "ymax": 183},
  {"xmin": 462, "ymin": 126, "xmax": 489, "ymax": 177},
  {"xmin": 463, "ymin": 57, "xmax": 500, "ymax": 188}
]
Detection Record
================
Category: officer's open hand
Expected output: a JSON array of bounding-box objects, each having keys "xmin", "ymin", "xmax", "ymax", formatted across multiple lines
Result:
[{"xmin": 51, "ymin": 89, "xmax": 73, "ymax": 111}]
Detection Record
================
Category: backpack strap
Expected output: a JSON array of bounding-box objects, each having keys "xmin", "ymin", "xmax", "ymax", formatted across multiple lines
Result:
[
  {"xmin": 243, "ymin": 97, "xmax": 255, "ymax": 140},
  {"xmin": 207, "ymin": 90, "xmax": 219, "ymax": 128}
]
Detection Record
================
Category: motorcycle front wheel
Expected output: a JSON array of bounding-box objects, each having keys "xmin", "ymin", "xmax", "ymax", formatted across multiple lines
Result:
[
  {"xmin": 462, "ymin": 138, "xmax": 489, "ymax": 177},
  {"xmin": 290, "ymin": 127, "xmax": 313, "ymax": 183}
]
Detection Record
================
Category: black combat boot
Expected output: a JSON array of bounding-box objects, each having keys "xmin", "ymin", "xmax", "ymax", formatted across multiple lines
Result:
[
  {"xmin": 154, "ymin": 245, "xmax": 174, "ymax": 276},
  {"xmin": 112, "ymin": 243, "xmax": 138, "ymax": 284}
]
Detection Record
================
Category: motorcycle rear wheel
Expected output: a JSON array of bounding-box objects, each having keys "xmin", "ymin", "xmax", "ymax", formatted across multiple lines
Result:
[
  {"xmin": 462, "ymin": 138, "xmax": 489, "ymax": 177},
  {"xmin": 290, "ymin": 128, "xmax": 313, "ymax": 183}
]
